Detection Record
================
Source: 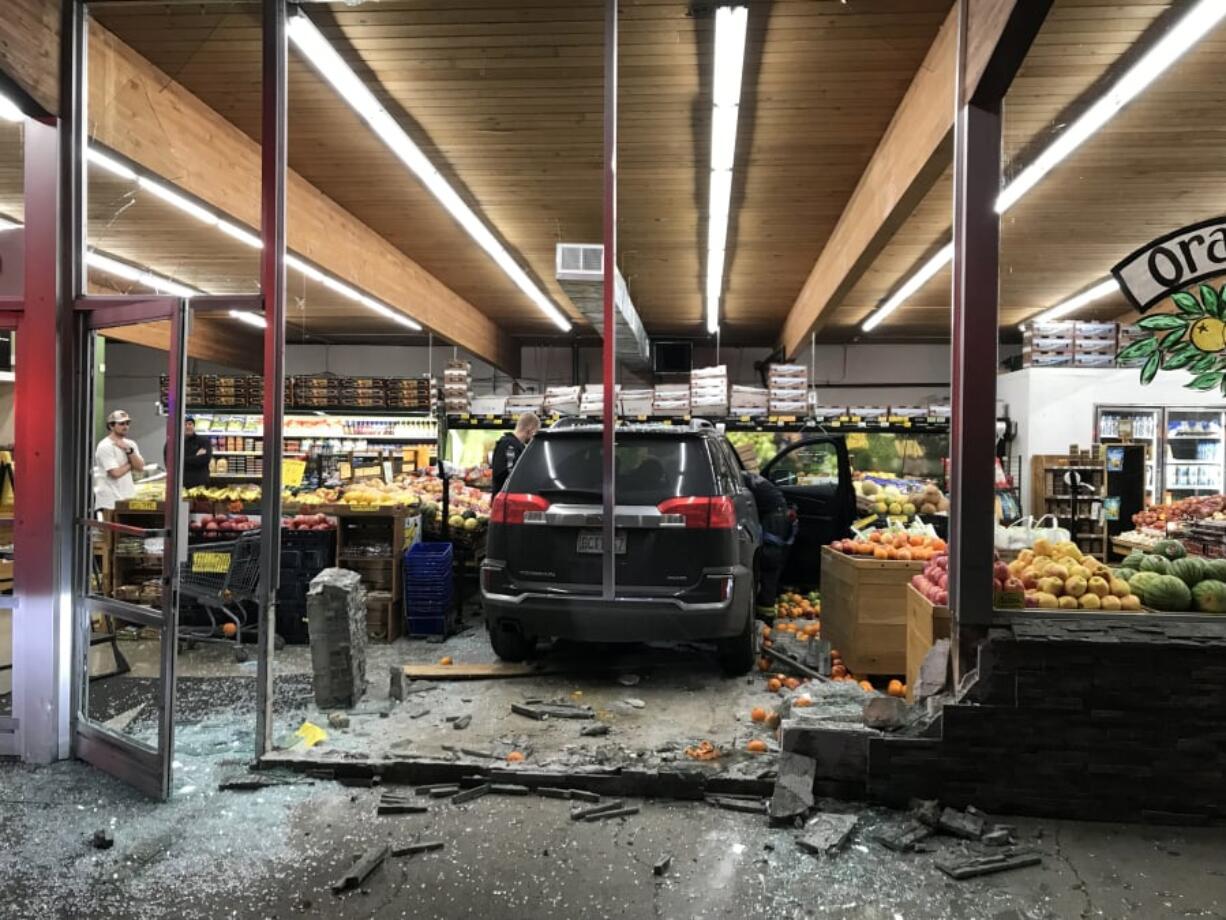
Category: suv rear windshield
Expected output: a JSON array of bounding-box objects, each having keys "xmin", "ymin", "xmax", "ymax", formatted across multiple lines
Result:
[{"xmin": 508, "ymin": 433, "xmax": 716, "ymax": 504}]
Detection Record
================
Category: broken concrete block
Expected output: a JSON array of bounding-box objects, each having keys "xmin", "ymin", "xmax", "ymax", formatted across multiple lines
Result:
[
  {"xmin": 91, "ymin": 830, "xmax": 114, "ymax": 850},
  {"xmin": 873, "ymin": 820, "xmax": 933, "ymax": 852},
  {"xmin": 914, "ymin": 639, "xmax": 951, "ymax": 700},
  {"xmin": 490, "ymin": 784, "xmax": 530, "ymax": 796},
  {"xmin": 391, "ymin": 841, "xmax": 444, "ymax": 858},
  {"xmin": 584, "ymin": 805, "xmax": 639, "ymax": 822},
  {"xmin": 707, "ymin": 795, "xmax": 767, "ymax": 815},
  {"xmin": 862, "ymin": 696, "xmax": 909, "ymax": 731},
  {"xmin": 453, "ymin": 714, "xmax": 471, "ymax": 731},
  {"xmin": 781, "ymin": 724, "xmax": 870, "ymax": 784},
  {"xmin": 451, "ymin": 783, "xmax": 491, "ymax": 805},
  {"xmin": 571, "ymin": 800, "xmax": 625, "ymax": 821},
  {"xmin": 653, "ymin": 855, "xmax": 672, "ymax": 876},
  {"xmin": 580, "ymin": 723, "xmax": 610, "ymax": 737},
  {"xmin": 796, "ymin": 813, "xmax": 857, "ymax": 856},
  {"xmin": 331, "ymin": 845, "xmax": 388, "ymax": 893},
  {"xmin": 935, "ymin": 849, "xmax": 1041, "ymax": 880},
  {"xmin": 983, "ymin": 828, "xmax": 1013, "ymax": 847},
  {"xmin": 389, "ymin": 666, "xmax": 405, "ymax": 702},
  {"xmin": 308, "ymin": 569, "xmax": 368, "ymax": 709},
  {"xmin": 327, "ymin": 712, "xmax": 350, "ymax": 730},
  {"xmin": 769, "ymin": 751, "xmax": 816, "ymax": 821},
  {"xmin": 910, "ymin": 798, "xmax": 942, "ymax": 828},
  {"xmin": 937, "ymin": 807, "xmax": 985, "ymax": 840}
]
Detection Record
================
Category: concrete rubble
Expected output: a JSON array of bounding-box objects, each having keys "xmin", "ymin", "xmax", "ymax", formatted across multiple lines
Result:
[
  {"xmin": 768, "ymin": 751, "xmax": 816, "ymax": 821},
  {"xmin": 796, "ymin": 813, "xmax": 857, "ymax": 856}
]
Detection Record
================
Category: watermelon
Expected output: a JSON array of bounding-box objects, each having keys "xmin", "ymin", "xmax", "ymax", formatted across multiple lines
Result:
[
  {"xmin": 1204, "ymin": 559, "xmax": 1226, "ymax": 582},
  {"xmin": 1144, "ymin": 574, "xmax": 1192, "ymax": 611},
  {"xmin": 1138, "ymin": 555, "xmax": 1170, "ymax": 575},
  {"xmin": 1120, "ymin": 552, "xmax": 1146, "ymax": 570},
  {"xmin": 1112, "ymin": 567, "xmax": 1134, "ymax": 583},
  {"xmin": 1169, "ymin": 556, "xmax": 1206, "ymax": 588},
  {"xmin": 1192, "ymin": 580, "xmax": 1226, "ymax": 614},
  {"xmin": 1127, "ymin": 570, "xmax": 1161, "ymax": 601},
  {"xmin": 1152, "ymin": 539, "xmax": 1187, "ymax": 561}
]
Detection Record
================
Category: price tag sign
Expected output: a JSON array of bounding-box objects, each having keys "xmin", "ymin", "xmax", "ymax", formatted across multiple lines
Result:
[
  {"xmin": 282, "ymin": 458, "xmax": 307, "ymax": 488},
  {"xmin": 354, "ymin": 466, "xmax": 381, "ymax": 480},
  {"xmin": 337, "ymin": 460, "xmax": 353, "ymax": 481},
  {"xmin": 191, "ymin": 551, "xmax": 231, "ymax": 573},
  {"xmin": 128, "ymin": 500, "xmax": 159, "ymax": 511}
]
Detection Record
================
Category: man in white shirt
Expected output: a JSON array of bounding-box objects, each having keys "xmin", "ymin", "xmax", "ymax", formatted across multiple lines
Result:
[{"xmin": 93, "ymin": 409, "xmax": 146, "ymax": 511}]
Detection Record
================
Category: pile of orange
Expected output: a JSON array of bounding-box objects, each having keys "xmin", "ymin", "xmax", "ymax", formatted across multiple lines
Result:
[
  {"xmin": 831, "ymin": 532, "xmax": 946, "ymax": 562},
  {"xmin": 776, "ymin": 592, "xmax": 820, "ymax": 619}
]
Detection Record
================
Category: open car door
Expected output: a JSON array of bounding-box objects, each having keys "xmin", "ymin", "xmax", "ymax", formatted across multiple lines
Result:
[{"xmin": 761, "ymin": 436, "xmax": 855, "ymax": 587}]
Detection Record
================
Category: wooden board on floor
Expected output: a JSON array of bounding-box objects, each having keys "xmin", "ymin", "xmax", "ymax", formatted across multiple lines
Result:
[{"xmin": 401, "ymin": 661, "xmax": 557, "ymax": 680}]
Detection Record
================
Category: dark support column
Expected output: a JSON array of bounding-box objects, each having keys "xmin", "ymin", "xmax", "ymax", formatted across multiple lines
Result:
[
  {"xmin": 600, "ymin": 0, "xmax": 617, "ymax": 600},
  {"xmin": 948, "ymin": 0, "xmax": 1052, "ymax": 667},
  {"xmin": 256, "ymin": 0, "xmax": 288, "ymax": 757}
]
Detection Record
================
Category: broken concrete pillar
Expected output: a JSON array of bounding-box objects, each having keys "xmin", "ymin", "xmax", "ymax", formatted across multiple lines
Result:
[
  {"xmin": 307, "ymin": 568, "xmax": 368, "ymax": 709},
  {"xmin": 769, "ymin": 751, "xmax": 817, "ymax": 821},
  {"xmin": 915, "ymin": 639, "xmax": 951, "ymax": 700},
  {"xmin": 862, "ymin": 696, "xmax": 909, "ymax": 731}
]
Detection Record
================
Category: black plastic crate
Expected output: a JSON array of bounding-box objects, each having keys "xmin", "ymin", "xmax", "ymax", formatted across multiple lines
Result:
[{"xmin": 276, "ymin": 599, "xmax": 310, "ymax": 645}]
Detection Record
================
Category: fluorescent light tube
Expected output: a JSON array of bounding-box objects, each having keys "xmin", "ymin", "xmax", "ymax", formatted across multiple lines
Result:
[
  {"xmin": 138, "ymin": 177, "xmax": 219, "ymax": 226},
  {"xmin": 710, "ymin": 106, "xmax": 739, "ymax": 172},
  {"xmin": 217, "ymin": 220, "xmax": 263, "ymax": 249},
  {"xmin": 866, "ymin": 0, "xmax": 1222, "ymax": 334},
  {"xmin": 360, "ymin": 295, "xmax": 423, "ymax": 331},
  {"xmin": 0, "ymin": 94, "xmax": 21, "ymax": 123},
  {"xmin": 86, "ymin": 148, "xmax": 137, "ymax": 181},
  {"xmin": 0, "ymin": 215, "xmax": 19, "ymax": 231},
  {"xmin": 707, "ymin": 171, "xmax": 733, "ymax": 255},
  {"xmin": 86, "ymin": 251, "xmax": 201, "ymax": 298},
  {"xmin": 321, "ymin": 273, "xmax": 363, "ymax": 302},
  {"xmin": 707, "ymin": 248, "xmax": 726, "ymax": 305},
  {"xmin": 288, "ymin": 11, "xmax": 572, "ymax": 332},
  {"xmin": 998, "ymin": 0, "xmax": 1225, "ymax": 213},
  {"xmin": 229, "ymin": 309, "xmax": 267, "ymax": 329},
  {"xmin": 286, "ymin": 254, "xmax": 326, "ymax": 283},
  {"xmin": 713, "ymin": 7, "xmax": 748, "ymax": 107},
  {"xmin": 1021, "ymin": 278, "xmax": 1120, "ymax": 327},
  {"xmin": 861, "ymin": 242, "xmax": 954, "ymax": 332}
]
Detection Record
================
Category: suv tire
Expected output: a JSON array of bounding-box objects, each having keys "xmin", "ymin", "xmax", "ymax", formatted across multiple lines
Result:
[
  {"xmin": 489, "ymin": 620, "xmax": 537, "ymax": 662},
  {"xmin": 716, "ymin": 601, "xmax": 755, "ymax": 676}
]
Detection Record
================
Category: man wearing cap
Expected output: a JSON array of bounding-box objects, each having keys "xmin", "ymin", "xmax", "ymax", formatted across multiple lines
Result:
[
  {"xmin": 93, "ymin": 410, "xmax": 146, "ymax": 511},
  {"xmin": 166, "ymin": 416, "xmax": 213, "ymax": 489}
]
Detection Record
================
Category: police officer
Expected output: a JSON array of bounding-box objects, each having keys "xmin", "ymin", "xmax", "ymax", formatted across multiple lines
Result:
[
  {"xmin": 743, "ymin": 470, "xmax": 796, "ymax": 619},
  {"xmin": 491, "ymin": 411, "xmax": 540, "ymax": 493}
]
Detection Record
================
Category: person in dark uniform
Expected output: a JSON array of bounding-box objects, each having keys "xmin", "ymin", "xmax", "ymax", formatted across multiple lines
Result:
[
  {"xmin": 743, "ymin": 470, "xmax": 796, "ymax": 618},
  {"xmin": 166, "ymin": 416, "xmax": 214, "ymax": 489},
  {"xmin": 491, "ymin": 411, "xmax": 540, "ymax": 493}
]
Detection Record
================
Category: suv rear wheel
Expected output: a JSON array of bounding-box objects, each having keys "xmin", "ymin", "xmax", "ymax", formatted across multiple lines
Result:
[
  {"xmin": 715, "ymin": 601, "xmax": 755, "ymax": 676},
  {"xmin": 489, "ymin": 619, "xmax": 537, "ymax": 662}
]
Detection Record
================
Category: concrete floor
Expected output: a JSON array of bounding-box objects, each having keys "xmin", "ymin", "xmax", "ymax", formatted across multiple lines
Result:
[
  {"xmin": 4, "ymin": 750, "xmax": 1226, "ymax": 920},
  {"xmin": 7, "ymin": 607, "xmax": 1226, "ymax": 918}
]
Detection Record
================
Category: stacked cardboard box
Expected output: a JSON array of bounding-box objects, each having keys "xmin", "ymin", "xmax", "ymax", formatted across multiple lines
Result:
[
  {"xmin": 729, "ymin": 385, "xmax": 769, "ymax": 416},
  {"xmin": 580, "ymin": 384, "xmax": 621, "ymax": 416},
  {"xmin": 1117, "ymin": 323, "xmax": 1147, "ymax": 367},
  {"xmin": 652, "ymin": 382, "xmax": 690, "ymax": 416},
  {"xmin": 384, "ymin": 377, "xmax": 434, "ymax": 412},
  {"xmin": 505, "ymin": 394, "xmax": 544, "ymax": 418},
  {"xmin": 768, "ymin": 363, "xmax": 808, "ymax": 415},
  {"xmin": 621, "ymin": 389, "xmax": 654, "ymax": 417},
  {"xmin": 690, "ymin": 365, "xmax": 728, "ymax": 417},
  {"xmin": 442, "ymin": 361, "xmax": 470, "ymax": 414},
  {"xmin": 1022, "ymin": 320, "xmax": 1074, "ymax": 367},
  {"xmin": 544, "ymin": 385, "xmax": 581, "ymax": 416},
  {"xmin": 1073, "ymin": 321, "xmax": 1118, "ymax": 367}
]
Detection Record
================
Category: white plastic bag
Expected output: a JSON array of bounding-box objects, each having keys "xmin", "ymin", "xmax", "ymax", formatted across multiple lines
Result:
[
  {"xmin": 1031, "ymin": 514, "xmax": 1071, "ymax": 546},
  {"xmin": 994, "ymin": 516, "xmax": 1033, "ymax": 550}
]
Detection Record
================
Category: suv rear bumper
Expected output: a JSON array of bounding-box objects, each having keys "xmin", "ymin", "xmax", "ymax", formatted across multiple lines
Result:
[{"xmin": 481, "ymin": 565, "xmax": 751, "ymax": 642}]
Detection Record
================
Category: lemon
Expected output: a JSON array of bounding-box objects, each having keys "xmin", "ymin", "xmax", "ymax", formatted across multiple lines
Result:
[{"xmin": 1189, "ymin": 317, "xmax": 1226, "ymax": 353}]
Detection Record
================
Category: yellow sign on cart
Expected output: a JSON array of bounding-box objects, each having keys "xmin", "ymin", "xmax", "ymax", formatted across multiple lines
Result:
[
  {"xmin": 191, "ymin": 551, "xmax": 231, "ymax": 573},
  {"xmin": 282, "ymin": 458, "xmax": 307, "ymax": 488}
]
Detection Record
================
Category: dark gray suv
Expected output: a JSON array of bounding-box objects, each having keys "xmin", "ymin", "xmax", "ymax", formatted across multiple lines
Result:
[{"xmin": 480, "ymin": 424, "xmax": 853, "ymax": 674}]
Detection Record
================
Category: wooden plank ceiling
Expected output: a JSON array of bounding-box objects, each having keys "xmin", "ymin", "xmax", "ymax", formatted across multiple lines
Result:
[
  {"xmin": 832, "ymin": 0, "xmax": 1226, "ymax": 342},
  {"xmin": 89, "ymin": 0, "xmax": 953, "ymax": 346}
]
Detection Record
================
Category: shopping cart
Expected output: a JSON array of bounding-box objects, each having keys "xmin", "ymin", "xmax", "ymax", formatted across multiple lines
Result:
[{"xmin": 178, "ymin": 531, "xmax": 274, "ymax": 662}]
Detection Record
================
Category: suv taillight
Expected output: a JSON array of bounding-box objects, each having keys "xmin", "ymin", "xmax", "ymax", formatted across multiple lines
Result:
[
  {"xmin": 657, "ymin": 496, "xmax": 735, "ymax": 529},
  {"xmin": 490, "ymin": 492, "xmax": 551, "ymax": 525}
]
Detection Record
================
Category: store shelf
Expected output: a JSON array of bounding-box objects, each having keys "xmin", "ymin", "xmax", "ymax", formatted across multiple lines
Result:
[
  {"xmin": 1169, "ymin": 433, "xmax": 1223, "ymax": 439},
  {"xmin": 444, "ymin": 413, "xmax": 951, "ymax": 434}
]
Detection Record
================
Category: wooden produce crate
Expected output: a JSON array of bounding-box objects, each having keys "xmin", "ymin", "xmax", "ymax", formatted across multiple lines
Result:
[
  {"xmin": 905, "ymin": 584, "xmax": 951, "ymax": 702},
  {"xmin": 365, "ymin": 591, "xmax": 401, "ymax": 643},
  {"xmin": 819, "ymin": 546, "xmax": 924, "ymax": 676}
]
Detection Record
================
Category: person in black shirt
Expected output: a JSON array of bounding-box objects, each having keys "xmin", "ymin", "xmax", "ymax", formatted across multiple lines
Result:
[
  {"xmin": 167, "ymin": 416, "xmax": 214, "ymax": 489},
  {"xmin": 491, "ymin": 411, "xmax": 540, "ymax": 493},
  {"xmin": 743, "ymin": 471, "xmax": 796, "ymax": 618}
]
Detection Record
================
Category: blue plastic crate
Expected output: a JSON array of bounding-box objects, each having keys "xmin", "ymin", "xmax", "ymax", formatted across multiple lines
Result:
[
  {"xmin": 405, "ymin": 613, "xmax": 451, "ymax": 638},
  {"xmin": 405, "ymin": 541, "xmax": 453, "ymax": 574}
]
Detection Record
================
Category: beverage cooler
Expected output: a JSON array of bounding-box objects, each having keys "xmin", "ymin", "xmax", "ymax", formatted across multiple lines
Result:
[
  {"xmin": 1095, "ymin": 406, "xmax": 1160, "ymax": 501},
  {"xmin": 1163, "ymin": 408, "xmax": 1224, "ymax": 502}
]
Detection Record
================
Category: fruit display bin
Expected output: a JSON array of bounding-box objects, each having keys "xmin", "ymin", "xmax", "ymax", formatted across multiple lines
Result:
[
  {"xmin": 820, "ymin": 546, "xmax": 925, "ymax": 676},
  {"xmin": 905, "ymin": 584, "xmax": 951, "ymax": 702}
]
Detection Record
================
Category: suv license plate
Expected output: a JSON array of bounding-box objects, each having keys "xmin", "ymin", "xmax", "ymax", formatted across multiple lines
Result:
[{"xmin": 577, "ymin": 532, "xmax": 627, "ymax": 554}]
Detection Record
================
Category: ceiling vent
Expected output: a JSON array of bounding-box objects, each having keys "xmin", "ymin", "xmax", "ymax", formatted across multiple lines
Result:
[{"xmin": 556, "ymin": 243, "xmax": 650, "ymax": 368}]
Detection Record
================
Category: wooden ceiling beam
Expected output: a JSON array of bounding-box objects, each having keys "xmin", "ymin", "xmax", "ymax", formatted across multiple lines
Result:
[
  {"xmin": 778, "ymin": 0, "xmax": 1018, "ymax": 357},
  {"xmin": 84, "ymin": 25, "xmax": 521, "ymax": 376}
]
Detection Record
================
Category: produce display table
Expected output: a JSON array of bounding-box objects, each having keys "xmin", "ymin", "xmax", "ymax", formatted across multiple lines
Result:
[
  {"xmin": 905, "ymin": 584, "xmax": 951, "ymax": 702},
  {"xmin": 820, "ymin": 546, "xmax": 924, "ymax": 676}
]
